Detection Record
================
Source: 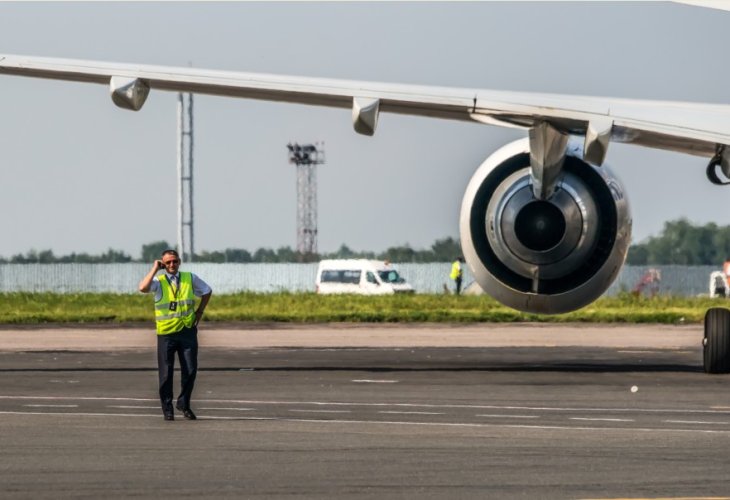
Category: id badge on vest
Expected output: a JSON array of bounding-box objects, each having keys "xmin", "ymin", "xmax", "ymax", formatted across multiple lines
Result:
[{"xmin": 166, "ymin": 275, "xmax": 180, "ymax": 312}]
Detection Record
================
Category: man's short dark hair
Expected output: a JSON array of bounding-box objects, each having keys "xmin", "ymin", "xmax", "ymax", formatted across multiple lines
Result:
[{"xmin": 161, "ymin": 249, "xmax": 180, "ymax": 259}]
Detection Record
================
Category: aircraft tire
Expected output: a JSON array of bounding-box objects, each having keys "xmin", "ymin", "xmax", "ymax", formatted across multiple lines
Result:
[{"xmin": 704, "ymin": 307, "xmax": 730, "ymax": 374}]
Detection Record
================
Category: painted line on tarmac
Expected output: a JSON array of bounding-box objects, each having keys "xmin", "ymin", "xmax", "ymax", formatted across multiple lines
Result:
[
  {"xmin": 580, "ymin": 497, "xmax": 730, "ymax": 500},
  {"xmin": 0, "ymin": 410, "xmax": 158, "ymax": 418},
  {"xmin": 278, "ymin": 417, "xmax": 730, "ymax": 435},
  {"xmin": 3, "ymin": 410, "xmax": 730, "ymax": 435},
  {"xmin": 289, "ymin": 409, "xmax": 352, "ymax": 414},
  {"xmin": 23, "ymin": 404, "xmax": 78, "ymax": 408},
  {"xmin": 199, "ymin": 407, "xmax": 255, "ymax": 411},
  {"xmin": 351, "ymin": 379, "xmax": 399, "ymax": 383},
  {"xmin": 663, "ymin": 419, "xmax": 730, "ymax": 425},
  {"xmin": 378, "ymin": 411, "xmax": 445, "ymax": 415},
  {"xmin": 570, "ymin": 417, "xmax": 634, "ymax": 422},
  {"xmin": 0, "ymin": 395, "xmax": 156, "ymax": 402},
  {"xmin": 2, "ymin": 395, "xmax": 730, "ymax": 417},
  {"xmin": 476, "ymin": 414, "xmax": 540, "ymax": 419},
  {"xmin": 192, "ymin": 399, "xmax": 730, "ymax": 416},
  {"xmin": 193, "ymin": 398, "xmax": 730, "ymax": 415},
  {"xmin": 107, "ymin": 405, "xmax": 160, "ymax": 409}
]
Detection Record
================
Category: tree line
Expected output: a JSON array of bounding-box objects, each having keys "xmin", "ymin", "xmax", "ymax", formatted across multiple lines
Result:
[
  {"xmin": 1, "ymin": 238, "xmax": 463, "ymax": 264},
  {"xmin": 626, "ymin": 218, "xmax": 730, "ymax": 266},
  {"xmin": 5, "ymin": 219, "xmax": 730, "ymax": 265}
]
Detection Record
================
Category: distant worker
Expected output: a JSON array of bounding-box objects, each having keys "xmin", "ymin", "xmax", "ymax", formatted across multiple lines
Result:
[
  {"xmin": 138, "ymin": 249, "xmax": 212, "ymax": 421},
  {"xmin": 723, "ymin": 259, "xmax": 730, "ymax": 288},
  {"xmin": 632, "ymin": 268, "xmax": 661, "ymax": 298},
  {"xmin": 450, "ymin": 256, "xmax": 465, "ymax": 295}
]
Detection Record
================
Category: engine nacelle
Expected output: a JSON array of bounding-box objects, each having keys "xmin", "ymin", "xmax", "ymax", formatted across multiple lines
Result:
[
  {"xmin": 459, "ymin": 138, "xmax": 631, "ymax": 314},
  {"xmin": 109, "ymin": 76, "xmax": 150, "ymax": 111}
]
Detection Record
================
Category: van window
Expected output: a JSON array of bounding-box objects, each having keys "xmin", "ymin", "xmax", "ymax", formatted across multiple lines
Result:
[
  {"xmin": 366, "ymin": 272, "xmax": 378, "ymax": 284},
  {"xmin": 378, "ymin": 270, "xmax": 404, "ymax": 284},
  {"xmin": 321, "ymin": 270, "xmax": 361, "ymax": 284}
]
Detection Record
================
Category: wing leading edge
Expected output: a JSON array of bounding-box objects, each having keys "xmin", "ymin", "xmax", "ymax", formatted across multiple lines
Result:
[{"xmin": 1, "ymin": 53, "xmax": 729, "ymax": 161}]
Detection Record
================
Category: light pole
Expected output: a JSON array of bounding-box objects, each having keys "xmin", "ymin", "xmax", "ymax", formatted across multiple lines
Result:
[
  {"xmin": 177, "ymin": 92, "xmax": 194, "ymax": 261},
  {"xmin": 287, "ymin": 142, "xmax": 325, "ymax": 261}
]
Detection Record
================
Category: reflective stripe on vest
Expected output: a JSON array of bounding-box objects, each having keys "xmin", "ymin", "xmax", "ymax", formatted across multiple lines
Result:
[{"xmin": 155, "ymin": 272, "xmax": 195, "ymax": 335}]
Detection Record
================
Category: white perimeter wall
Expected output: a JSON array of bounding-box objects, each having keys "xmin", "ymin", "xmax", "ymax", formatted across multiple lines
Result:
[{"xmin": 0, "ymin": 263, "xmax": 718, "ymax": 297}]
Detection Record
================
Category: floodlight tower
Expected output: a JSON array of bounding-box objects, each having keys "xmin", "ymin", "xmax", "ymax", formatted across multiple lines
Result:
[
  {"xmin": 177, "ymin": 92, "xmax": 194, "ymax": 261},
  {"xmin": 287, "ymin": 142, "xmax": 325, "ymax": 259}
]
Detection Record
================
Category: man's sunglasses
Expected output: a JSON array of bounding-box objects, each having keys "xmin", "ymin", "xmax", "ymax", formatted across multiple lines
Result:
[{"xmin": 163, "ymin": 260, "xmax": 180, "ymax": 265}]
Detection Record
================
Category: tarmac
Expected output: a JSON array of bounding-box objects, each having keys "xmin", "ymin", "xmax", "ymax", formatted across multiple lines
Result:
[{"xmin": 0, "ymin": 322, "xmax": 703, "ymax": 351}]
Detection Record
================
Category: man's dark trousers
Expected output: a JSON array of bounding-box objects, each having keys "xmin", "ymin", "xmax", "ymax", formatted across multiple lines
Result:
[{"xmin": 157, "ymin": 325, "xmax": 198, "ymax": 413}]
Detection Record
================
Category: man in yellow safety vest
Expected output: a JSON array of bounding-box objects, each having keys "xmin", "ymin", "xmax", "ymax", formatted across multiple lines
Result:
[
  {"xmin": 139, "ymin": 249, "xmax": 212, "ymax": 421},
  {"xmin": 450, "ymin": 256, "xmax": 465, "ymax": 295}
]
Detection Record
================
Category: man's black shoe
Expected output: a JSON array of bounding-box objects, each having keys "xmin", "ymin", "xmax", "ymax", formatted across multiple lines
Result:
[
  {"xmin": 164, "ymin": 413, "xmax": 175, "ymax": 421},
  {"xmin": 176, "ymin": 403, "xmax": 196, "ymax": 420}
]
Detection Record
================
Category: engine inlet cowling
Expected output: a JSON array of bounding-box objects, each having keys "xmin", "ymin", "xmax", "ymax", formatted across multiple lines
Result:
[
  {"xmin": 109, "ymin": 76, "xmax": 150, "ymax": 111},
  {"xmin": 459, "ymin": 138, "xmax": 631, "ymax": 314}
]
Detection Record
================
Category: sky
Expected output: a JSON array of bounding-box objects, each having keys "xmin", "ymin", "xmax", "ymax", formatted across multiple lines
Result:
[{"xmin": 0, "ymin": 1, "xmax": 729, "ymax": 260}]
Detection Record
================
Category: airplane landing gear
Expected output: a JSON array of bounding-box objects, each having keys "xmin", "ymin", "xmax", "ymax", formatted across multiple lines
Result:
[{"xmin": 704, "ymin": 307, "xmax": 730, "ymax": 373}]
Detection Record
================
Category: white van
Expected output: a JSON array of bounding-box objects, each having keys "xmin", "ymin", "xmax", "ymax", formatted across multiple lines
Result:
[{"xmin": 315, "ymin": 259, "xmax": 415, "ymax": 295}]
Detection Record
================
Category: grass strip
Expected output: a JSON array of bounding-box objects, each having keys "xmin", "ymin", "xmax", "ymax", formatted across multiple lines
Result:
[{"xmin": 0, "ymin": 292, "xmax": 725, "ymax": 324}]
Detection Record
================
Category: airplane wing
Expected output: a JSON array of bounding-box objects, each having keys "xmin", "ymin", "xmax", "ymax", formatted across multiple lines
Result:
[
  {"xmin": 2, "ymin": 53, "xmax": 730, "ymax": 318},
  {"xmin": 674, "ymin": 1, "xmax": 730, "ymax": 12},
  {"xmin": 1, "ymin": 54, "xmax": 729, "ymax": 161}
]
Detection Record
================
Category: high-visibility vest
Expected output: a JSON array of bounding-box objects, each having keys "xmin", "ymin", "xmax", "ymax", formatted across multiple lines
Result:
[
  {"xmin": 155, "ymin": 272, "xmax": 196, "ymax": 335},
  {"xmin": 450, "ymin": 261, "xmax": 462, "ymax": 280}
]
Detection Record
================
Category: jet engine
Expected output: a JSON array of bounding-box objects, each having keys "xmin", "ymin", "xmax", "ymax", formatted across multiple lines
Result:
[{"xmin": 459, "ymin": 138, "xmax": 631, "ymax": 314}]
